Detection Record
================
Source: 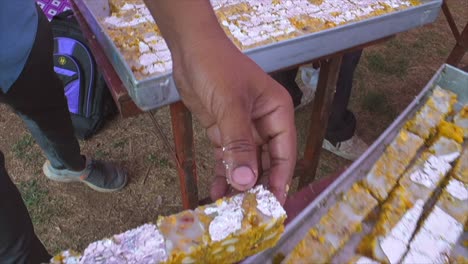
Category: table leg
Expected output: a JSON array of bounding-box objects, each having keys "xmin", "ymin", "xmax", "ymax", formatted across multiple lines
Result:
[
  {"xmin": 446, "ymin": 22, "xmax": 468, "ymax": 67},
  {"xmin": 170, "ymin": 102, "xmax": 198, "ymax": 209},
  {"xmin": 298, "ymin": 56, "xmax": 343, "ymax": 188},
  {"xmin": 442, "ymin": 0, "xmax": 461, "ymax": 41}
]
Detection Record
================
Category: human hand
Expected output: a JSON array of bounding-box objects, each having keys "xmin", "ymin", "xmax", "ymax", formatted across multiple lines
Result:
[{"xmin": 171, "ymin": 36, "xmax": 297, "ymax": 204}]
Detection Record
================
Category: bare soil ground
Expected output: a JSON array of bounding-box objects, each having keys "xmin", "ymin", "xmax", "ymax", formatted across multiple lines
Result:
[{"xmin": 0, "ymin": 1, "xmax": 466, "ymax": 255}]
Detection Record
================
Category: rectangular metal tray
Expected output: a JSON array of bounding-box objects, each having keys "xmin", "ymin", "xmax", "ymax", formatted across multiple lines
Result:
[
  {"xmin": 243, "ymin": 64, "xmax": 468, "ymax": 263},
  {"xmin": 72, "ymin": 0, "xmax": 442, "ymax": 111}
]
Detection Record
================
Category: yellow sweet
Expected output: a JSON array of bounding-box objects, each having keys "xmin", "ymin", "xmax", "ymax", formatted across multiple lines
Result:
[
  {"xmin": 283, "ymin": 230, "xmax": 335, "ymax": 264},
  {"xmin": 454, "ymin": 149, "xmax": 468, "ymax": 184},
  {"xmin": 436, "ymin": 179, "xmax": 468, "ymax": 224},
  {"xmin": 285, "ymin": 184, "xmax": 377, "ymax": 263},
  {"xmin": 358, "ymin": 186, "xmax": 413, "ymax": 263},
  {"xmin": 362, "ymin": 130, "xmax": 423, "ymax": 201},
  {"xmin": 438, "ymin": 120, "xmax": 464, "ymax": 143}
]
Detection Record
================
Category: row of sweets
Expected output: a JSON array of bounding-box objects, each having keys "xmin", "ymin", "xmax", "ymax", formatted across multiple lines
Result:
[
  {"xmin": 283, "ymin": 85, "xmax": 467, "ymax": 263},
  {"xmin": 50, "ymin": 185, "xmax": 286, "ymax": 264}
]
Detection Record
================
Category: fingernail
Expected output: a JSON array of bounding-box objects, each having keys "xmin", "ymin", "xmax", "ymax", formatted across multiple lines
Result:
[{"xmin": 231, "ymin": 166, "xmax": 255, "ymax": 186}]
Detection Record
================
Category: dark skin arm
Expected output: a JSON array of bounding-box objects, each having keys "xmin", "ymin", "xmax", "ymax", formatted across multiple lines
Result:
[{"xmin": 143, "ymin": 0, "xmax": 297, "ymax": 204}]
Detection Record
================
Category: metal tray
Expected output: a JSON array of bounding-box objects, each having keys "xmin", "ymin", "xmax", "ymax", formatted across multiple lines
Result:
[
  {"xmin": 72, "ymin": 0, "xmax": 442, "ymax": 111},
  {"xmin": 243, "ymin": 64, "xmax": 468, "ymax": 263}
]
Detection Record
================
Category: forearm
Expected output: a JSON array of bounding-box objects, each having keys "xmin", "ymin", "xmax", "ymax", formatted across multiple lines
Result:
[{"xmin": 143, "ymin": 0, "xmax": 231, "ymax": 62}]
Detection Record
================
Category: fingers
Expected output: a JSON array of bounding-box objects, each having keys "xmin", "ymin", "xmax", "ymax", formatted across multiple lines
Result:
[
  {"xmin": 255, "ymin": 82, "xmax": 297, "ymax": 204},
  {"xmin": 210, "ymin": 148, "xmax": 229, "ymax": 201},
  {"xmin": 217, "ymin": 105, "xmax": 259, "ymax": 192}
]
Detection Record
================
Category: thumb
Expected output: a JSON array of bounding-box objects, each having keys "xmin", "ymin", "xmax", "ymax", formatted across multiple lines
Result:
[{"xmin": 218, "ymin": 107, "xmax": 258, "ymax": 192}]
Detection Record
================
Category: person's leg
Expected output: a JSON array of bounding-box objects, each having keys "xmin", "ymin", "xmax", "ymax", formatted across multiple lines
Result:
[
  {"xmin": 0, "ymin": 151, "xmax": 51, "ymax": 264},
  {"xmin": 270, "ymin": 69, "xmax": 303, "ymax": 108},
  {"xmin": 0, "ymin": 6, "xmax": 127, "ymax": 191},
  {"xmin": 325, "ymin": 50, "xmax": 362, "ymax": 144},
  {"xmin": 1, "ymin": 6, "xmax": 84, "ymax": 171},
  {"xmin": 322, "ymin": 50, "xmax": 368, "ymax": 161}
]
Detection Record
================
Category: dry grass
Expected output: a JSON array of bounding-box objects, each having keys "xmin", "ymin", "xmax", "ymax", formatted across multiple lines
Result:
[{"xmin": 0, "ymin": 1, "xmax": 467, "ymax": 254}]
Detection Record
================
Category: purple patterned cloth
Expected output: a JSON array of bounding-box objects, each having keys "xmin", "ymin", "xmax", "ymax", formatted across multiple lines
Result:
[{"xmin": 36, "ymin": 0, "xmax": 72, "ymax": 20}]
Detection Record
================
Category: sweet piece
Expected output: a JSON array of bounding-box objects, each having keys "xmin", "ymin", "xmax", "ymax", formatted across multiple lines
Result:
[
  {"xmin": 157, "ymin": 185, "xmax": 286, "ymax": 264},
  {"xmin": 400, "ymin": 177, "xmax": 467, "ymax": 263},
  {"xmin": 157, "ymin": 210, "xmax": 207, "ymax": 264},
  {"xmin": 453, "ymin": 148, "xmax": 468, "ymax": 183},
  {"xmin": 401, "ymin": 205, "xmax": 464, "ymax": 263},
  {"xmin": 50, "ymin": 250, "xmax": 82, "ymax": 264},
  {"xmin": 436, "ymin": 178, "xmax": 468, "ymax": 224},
  {"xmin": 398, "ymin": 136, "xmax": 461, "ymax": 203},
  {"xmin": 428, "ymin": 86, "xmax": 458, "ymax": 114},
  {"xmin": 405, "ymin": 104, "xmax": 444, "ymax": 139},
  {"xmin": 454, "ymin": 104, "xmax": 468, "ymax": 138},
  {"xmin": 405, "ymin": 86, "xmax": 457, "ymax": 139},
  {"xmin": 347, "ymin": 255, "xmax": 381, "ymax": 264},
  {"xmin": 282, "ymin": 229, "xmax": 334, "ymax": 264},
  {"xmin": 359, "ymin": 136, "xmax": 461, "ymax": 263},
  {"xmin": 362, "ymin": 129, "xmax": 423, "ymax": 201},
  {"xmin": 438, "ymin": 120, "xmax": 464, "ymax": 143},
  {"xmin": 284, "ymin": 184, "xmax": 377, "ymax": 263},
  {"xmin": 358, "ymin": 187, "xmax": 423, "ymax": 264},
  {"xmin": 82, "ymin": 224, "xmax": 168, "ymax": 263},
  {"xmin": 51, "ymin": 185, "xmax": 286, "ymax": 264},
  {"xmin": 51, "ymin": 224, "xmax": 168, "ymax": 264},
  {"xmin": 202, "ymin": 186, "xmax": 287, "ymax": 263}
]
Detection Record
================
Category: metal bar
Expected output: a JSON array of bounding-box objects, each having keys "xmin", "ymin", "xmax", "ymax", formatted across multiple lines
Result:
[
  {"xmin": 441, "ymin": 0, "xmax": 461, "ymax": 41},
  {"xmin": 298, "ymin": 55, "xmax": 343, "ymax": 188},
  {"xmin": 169, "ymin": 102, "xmax": 199, "ymax": 210},
  {"xmin": 446, "ymin": 22, "xmax": 468, "ymax": 67},
  {"xmin": 147, "ymin": 112, "xmax": 182, "ymax": 170}
]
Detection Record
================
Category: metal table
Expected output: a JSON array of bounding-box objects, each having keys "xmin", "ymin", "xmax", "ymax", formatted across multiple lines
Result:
[{"xmin": 70, "ymin": 0, "xmax": 442, "ymax": 209}]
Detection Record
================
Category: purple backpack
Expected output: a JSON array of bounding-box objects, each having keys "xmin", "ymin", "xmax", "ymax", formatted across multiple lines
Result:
[{"xmin": 51, "ymin": 11, "xmax": 115, "ymax": 139}]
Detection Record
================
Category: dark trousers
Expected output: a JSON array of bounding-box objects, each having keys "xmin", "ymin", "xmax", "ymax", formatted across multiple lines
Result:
[
  {"xmin": 325, "ymin": 50, "xmax": 362, "ymax": 144},
  {"xmin": 0, "ymin": 6, "xmax": 84, "ymax": 263},
  {"xmin": 274, "ymin": 50, "xmax": 362, "ymax": 144},
  {"xmin": 0, "ymin": 151, "xmax": 51, "ymax": 263}
]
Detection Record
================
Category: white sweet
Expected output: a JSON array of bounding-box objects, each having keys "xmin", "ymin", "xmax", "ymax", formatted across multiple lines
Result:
[
  {"xmin": 446, "ymin": 179, "xmax": 468, "ymax": 201},
  {"xmin": 138, "ymin": 53, "xmax": 158, "ymax": 67},
  {"xmin": 355, "ymin": 256, "xmax": 380, "ymax": 264},
  {"xmin": 421, "ymin": 206, "xmax": 463, "ymax": 244},
  {"xmin": 409, "ymin": 230, "xmax": 452, "ymax": 261},
  {"xmin": 205, "ymin": 195, "xmax": 244, "ymax": 242},
  {"xmin": 410, "ymin": 154, "xmax": 456, "ymax": 188},
  {"xmin": 380, "ymin": 200, "xmax": 424, "ymax": 264},
  {"xmin": 390, "ymin": 200, "xmax": 424, "ymax": 243},
  {"xmin": 249, "ymin": 185, "xmax": 286, "ymax": 219},
  {"xmin": 401, "ymin": 250, "xmax": 437, "ymax": 264},
  {"xmin": 402, "ymin": 205, "xmax": 464, "ymax": 264},
  {"xmin": 79, "ymin": 224, "xmax": 168, "ymax": 264},
  {"xmin": 380, "ymin": 236, "xmax": 408, "ymax": 264},
  {"xmin": 138, "ymin": 42, "xmax": 150, "ymax": 53}
]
